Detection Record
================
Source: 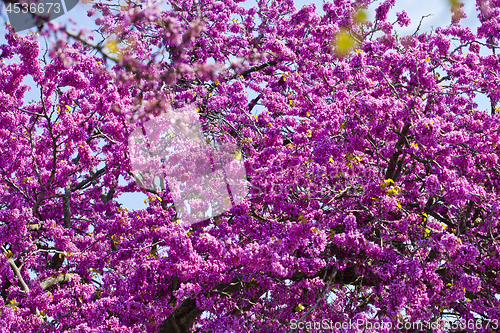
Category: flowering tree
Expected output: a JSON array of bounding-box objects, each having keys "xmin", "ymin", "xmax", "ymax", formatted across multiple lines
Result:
[{"xmin": 1, "ymin": 0, "xmax": 500, "ymax": 332}]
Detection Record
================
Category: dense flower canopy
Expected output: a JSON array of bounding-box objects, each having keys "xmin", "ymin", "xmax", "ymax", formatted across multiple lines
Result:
[{"xmin": 1, "ymin": 0, "xmax": 500, "ymax": 332}]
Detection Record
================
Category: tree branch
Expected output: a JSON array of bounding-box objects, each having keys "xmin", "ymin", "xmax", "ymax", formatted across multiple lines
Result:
[{"xmin": 385, "ymin": 122, "xmax": 410, "ymax": 181}]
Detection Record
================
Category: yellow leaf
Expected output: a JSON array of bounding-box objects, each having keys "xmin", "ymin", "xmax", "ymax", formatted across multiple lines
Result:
[
  {"xmin": 305, "ymin": 130, "xmax": 312, "ymax": 137},
  {"xmin": 387, "ymin": 188, "xmax": 400, "ymax": 197},
  {"xmin": 425, "ymin": 57, "xmax": 430, "ymax": 62},
  {"xmin": 334, "ymin": 28, "xmax": 355, "ymax": 56},
  {"xmin": 306, "ymin": 112, "xmax": 310, "ymax": 117},
  {"xmin": 223, "ymin": 197, "xmax": 231, "ymax": 206},
  {"xmin": 106, "ymin": 38, "xmax": 120, "ymax": 55},
  {"xmin": 232, "ymin": 150, "xmax": 242, "ymax": 160},
  {"xmin": 295, "ymin": 303, "xmax": 305, "ymax": 311},
  {"xmin": 354, "ymin": 9, "xmax": 367, "ymax": 23}
]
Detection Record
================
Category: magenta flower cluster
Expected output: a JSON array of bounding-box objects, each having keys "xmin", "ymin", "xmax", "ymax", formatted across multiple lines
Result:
[{"xmin": 0, "ymin": 0, "xmax": 500, "ymax": 332}]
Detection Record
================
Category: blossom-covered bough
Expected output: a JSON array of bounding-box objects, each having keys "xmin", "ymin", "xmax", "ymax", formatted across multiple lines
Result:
[{"xmin": 1, "ymin": 0, "xmax": 500, "ymax": 331}]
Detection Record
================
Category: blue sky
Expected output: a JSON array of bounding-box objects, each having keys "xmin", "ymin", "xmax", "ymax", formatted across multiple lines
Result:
[{"xmin": 2, "ymin": 0, "xmax": 490, "ymax": 211}]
